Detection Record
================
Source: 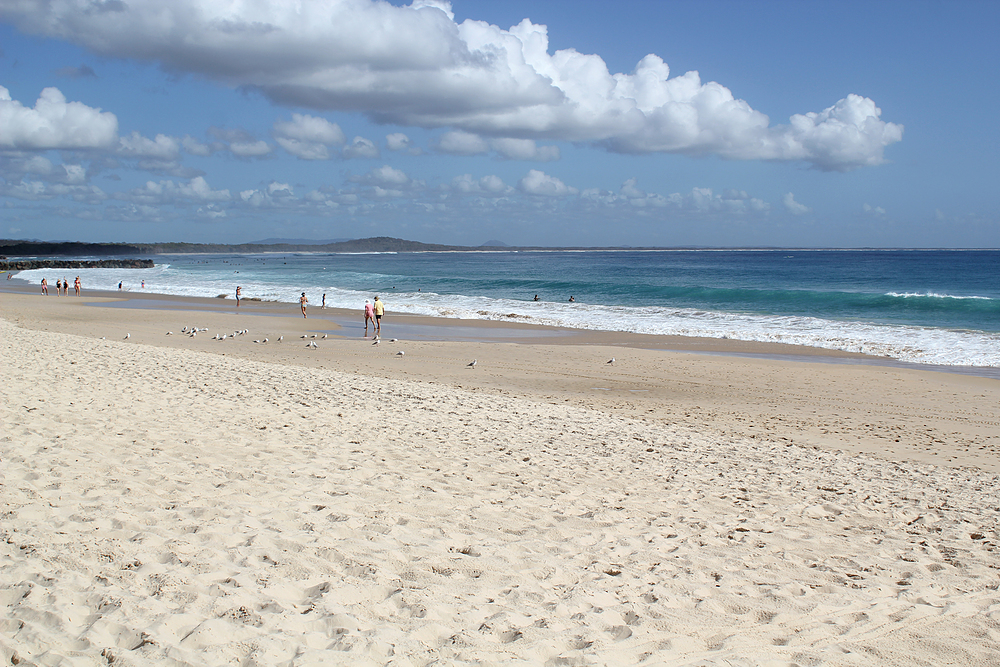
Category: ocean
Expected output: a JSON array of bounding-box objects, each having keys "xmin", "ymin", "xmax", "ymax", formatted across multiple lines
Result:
[{"xmin": 9, "ymin": 248, "xmax": 999, "ymax": 369}]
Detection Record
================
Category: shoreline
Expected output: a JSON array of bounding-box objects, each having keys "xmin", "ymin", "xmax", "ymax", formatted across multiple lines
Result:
[{"xmin": 6, "ymin": 281, "xmax": 996, "ymax": 379}]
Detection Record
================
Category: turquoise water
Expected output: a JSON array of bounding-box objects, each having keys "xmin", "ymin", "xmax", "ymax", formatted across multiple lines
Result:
[{"xmin": 12, "ymin": 249, "xmax": 1000, "ymax": 367}]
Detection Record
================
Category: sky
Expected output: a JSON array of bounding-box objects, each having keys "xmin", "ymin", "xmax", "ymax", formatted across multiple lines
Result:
[{"xmin": 0, "ymin": 0, "xmax": 997, "ymax": 248}]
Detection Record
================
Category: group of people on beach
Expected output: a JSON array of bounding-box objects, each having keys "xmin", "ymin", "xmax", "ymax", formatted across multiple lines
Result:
[
  {"xmin": 364, "ymin": 296, "xmax": 383, "ymax": 336},
  {"xmin": 40, "ymin": 277, "xmax": 81, "ymax": 296},
  {"xmin": 295, "ymin": 292, "xmax": 384, "ymax": 335}
]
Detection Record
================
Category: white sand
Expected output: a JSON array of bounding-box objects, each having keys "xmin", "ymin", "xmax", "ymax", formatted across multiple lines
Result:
[{"xmin": 2, "ymin": 310, "xmax": 1000, "ymax": 666}]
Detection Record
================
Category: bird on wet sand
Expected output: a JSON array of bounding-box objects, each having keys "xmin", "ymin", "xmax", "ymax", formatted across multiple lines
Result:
[
  {"xmin": 468, "ymin": 359, "xmax": 477, "ymax": 368},
  {"xmin": 396, "ymin": 350, "xmax": 404, "ymax": 356},
  {"xmin": 607, "ymin": 358, "xmax": 615, "ymax": 365}
]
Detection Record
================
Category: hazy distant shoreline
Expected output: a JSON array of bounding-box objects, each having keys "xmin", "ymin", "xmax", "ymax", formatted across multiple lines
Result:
[{"xmin": 4, "ymin": 238, "xmax": 993, "ymax": 259}]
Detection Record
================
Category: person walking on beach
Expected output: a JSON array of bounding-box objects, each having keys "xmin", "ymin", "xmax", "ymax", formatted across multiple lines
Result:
[
  {"xmin": 41, "ymin": 278, "xmax": 48, "ymax": 295},
  {"xmin": 363, "ymin": 299, "xmax": 375, "ymax": 336},
  {"xmin": 236, "ymin": 285, "xmax": 241, "ymax": 308},
  {"xmin": 322, "ymin": 293, "xmax": 326, "ymax": 309},
  {"xmin": 118, "ymin": 281, "xmax": 122, "ymax": 291},
  {"xmin": 300, "ymin": 292, "xmax": 308, "ymax": 318},
  {"xmin": 373, "ymin": 295, "xmax": 384, "ymax": 335},
  {"xmin": 74, "ymin": 276, "xmax": 81, "ymax": 296}
]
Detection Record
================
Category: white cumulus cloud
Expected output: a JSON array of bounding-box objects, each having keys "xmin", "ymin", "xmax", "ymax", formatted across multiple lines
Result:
[
  {"xmin": 518, "ymin": 170, "xmax": 578, "ymax": 197},
  {"xmin": 273, "ymin": 113, "xmax": 345, "ymax": 160},
  {"xmin": 181, "ymin": 135, "xmax": 215, "ymax": 156},
  {"xmin": 386, "ymin": 132, "xmax": 413, "ymax": 151},
  {"xmin": 437, "ymin": 130, "xmax": 489, "ymax": 156},
  {"xmin": 118, "ymin": 131, "xmax": 180, "ymax": 160},
  {"xmin": 581, "ymin": 180, "xmax": 771, "ymax": 214},
  {"xmin": 0, "ymin": 1, "xmax": 902, "ymax": 169},
  {"xmin": 116, "ymin": 176, "xmax": 230, "ymax": 205},
  {"xmin": 451, "ymin": 173, "xmax": 512, "ymax": 196},
  {"xmin": 351, "ymin": 165, "xmax": 418, "ymax": 189},
  {"xmin": 343, "ymin": 136, "xmax": 380, "ymax": 159},
  {"xmin": 783, "ymin": 192, "xmax": 811, "ymax": 215},
  {"xmin": 490, "ymin": 138, "xmax": 559, "ymax": 161},
  {"xmin": 0, "ymin": 85, "xmax": 118, "ymax": 150}
]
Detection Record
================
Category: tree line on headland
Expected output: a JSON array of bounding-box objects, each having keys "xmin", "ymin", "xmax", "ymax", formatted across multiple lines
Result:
[
  {"xmin": 0, "ymin": 237, "xmax": 670, "ymax": 260},
  {"xmin": 0, "ymin": 258, "xmax": 154, "ymax": 271},
  {"xmin": 0, "ymin": 237, "xmax": 520, "ymax": 258}
]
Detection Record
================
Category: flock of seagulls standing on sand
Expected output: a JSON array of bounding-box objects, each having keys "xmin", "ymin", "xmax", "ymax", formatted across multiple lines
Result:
[{"xmin": 119, "ymin": 326, "xmax": 623, "ymax": 369}]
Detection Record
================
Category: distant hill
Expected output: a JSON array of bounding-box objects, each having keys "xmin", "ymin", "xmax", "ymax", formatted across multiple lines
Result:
[
  {"xmin": 250, "ymin": 237, "xmax": 354, "ymax": 245},
  {"xmin": 480, "ymin": 239, "xmax": 509, "ymax": 247}
]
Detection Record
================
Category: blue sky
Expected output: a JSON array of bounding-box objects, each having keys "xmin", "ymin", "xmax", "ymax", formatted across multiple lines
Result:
[{"xmin": 1, "ymin": 0, "xmax": 997, "ymax": 247}]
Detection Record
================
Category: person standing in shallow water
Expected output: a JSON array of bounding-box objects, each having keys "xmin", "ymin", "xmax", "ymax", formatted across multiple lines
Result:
[
  {"xmin": 373, "ymin": 296, "xmax": 384, "ymax": 335},
  {"xmin": 74, "ymin": 276, "xmax": 81, "ymax": 296},
  {"xmin": 300, "ymin": 292, "xmax": 308, "ymax": 318},
  {"xmin": 364, "ymin": 299, "xmax": 375, "ymax": 336},
  {"xmin": 236, "ymin": 285, "xmax": 241, "ymax": 308}
]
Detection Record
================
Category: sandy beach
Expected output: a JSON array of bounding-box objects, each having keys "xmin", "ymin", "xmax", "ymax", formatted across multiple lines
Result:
[{"xmin": 2, "ymin": 289, "xmax": 999, "ymax": 665}]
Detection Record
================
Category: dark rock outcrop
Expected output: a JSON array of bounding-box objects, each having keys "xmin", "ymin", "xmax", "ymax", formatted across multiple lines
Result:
[{"xmin": 0, "ymin": 259, "xmax": 154, "ymax": 271}]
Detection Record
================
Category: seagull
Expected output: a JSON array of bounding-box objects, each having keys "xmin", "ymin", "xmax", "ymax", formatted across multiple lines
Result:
[
  {"xmin": 124, "ymin": 333, "xmax": 130, "ymax": 339},
  {"xmin": 372, "ymin": 339, "xmax": 379, "ymax": 346},
  {"xmin": 277, "ymin": 336, "xmax": 283, "ymax": 342},
  {"xmin": 301, "ymin": 335, "xmax": 307, "ymax": 339},
  {"xmin": 389, "ymin": 338, "xmax": 397, "ymax": 342},
  {"xmin": 190, "ymin": 332, "xmax": 196, "ymax": 337},
  {"xmin": 321, "ymin": 334, "xmax": 328, "ymax": 339},
  {"xmin": 253, "ymin": 340, "xmax": 260, "ymax": 344},
  {"xmin": 221, "ymin": 334, "xmax": 227, "ymax": 340},
  {"xmin": 396, "ymin": 350, "xmax": 405, "ymax": 356},
  {"xmin": 166, "ymin": 331, "xmax": 172, "ymax": 336},
  {"xmin": 468, "ymin": 359, "xmax": 477, "ymax": 368},
  {"xmin": 607, "ymin": 357, "xmax": 615, "ymax": 365},
  {"xmin": 310, "ymin": 334, "xmax": 317, "ymax": 339},
  {"xmin": 263, "ymin": 338, "xmax": 268, "ymax": 343}
]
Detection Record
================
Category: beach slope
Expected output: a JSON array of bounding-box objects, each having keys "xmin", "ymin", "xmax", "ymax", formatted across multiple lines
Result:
[{"xmin": 2, "ymin": 295, "xmax": 999, "ymax": 665}]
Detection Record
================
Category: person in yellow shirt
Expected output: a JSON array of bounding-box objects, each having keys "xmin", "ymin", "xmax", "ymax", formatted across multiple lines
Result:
[{"xmin": 373, "ymin": 296, "xmax": 384, "ymax": 334}]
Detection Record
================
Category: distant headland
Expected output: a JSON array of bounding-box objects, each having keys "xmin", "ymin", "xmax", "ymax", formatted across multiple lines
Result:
[{"xmin": 0, "ymin": 237, "xmax": 660, "ymax": 258}]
